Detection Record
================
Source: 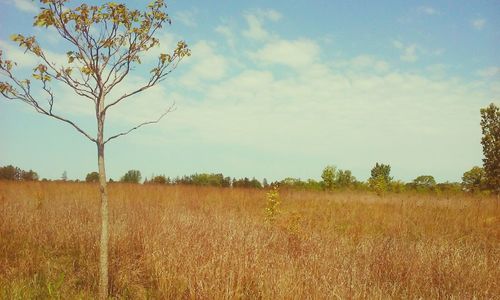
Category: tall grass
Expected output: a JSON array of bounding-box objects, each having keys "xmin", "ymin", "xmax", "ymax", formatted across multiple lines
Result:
[{"xmin": 0, "ymin": 181, "xmax": 498, "ymax": 298}]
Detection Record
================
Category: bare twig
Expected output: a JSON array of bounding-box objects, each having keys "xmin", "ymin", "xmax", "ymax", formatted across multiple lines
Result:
[{"xmin": 104, "ymin": 102, "xmax": 175, "ymax": 144}]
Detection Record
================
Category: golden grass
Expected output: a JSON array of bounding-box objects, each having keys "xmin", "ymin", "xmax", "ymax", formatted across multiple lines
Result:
[{"xmin": 0, "ymin": 181, "xmax": 498, "ymax": 299}]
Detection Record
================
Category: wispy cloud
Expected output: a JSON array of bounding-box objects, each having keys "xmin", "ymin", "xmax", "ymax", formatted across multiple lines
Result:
[
  {"xmin": 242, "ymin": 9, "xmax": 282, "ymax": 41},
  {"xmin": 417, "ymin": 6, "xmax": 439, "ymax": 15},
  {"xmin": 471, "ymin": 18, "xmax": 486, "ymax": 30},
  {"xmin": 254, "ymin": 8, "xmax": 282, "ymax": 22},
  {"xmin": 338, "ymin": 55, "xmax": 391, "ymax": 73},
  {"xmin": 174, "ymin": 10, "xmax": 197, "ymax": 28},
  {"xmin": 477, "ymin": 66, "xmax": 499, "ymax": 78},
  {"xmin": 179, "ymin": 40, "xmax": 230, "ymax": 88},
  {"xmin": 393, "ymin": 40, "xmax": 418, "ymax": 62},
  {"xmin": 242, "ymin": 14, "xmax": 269, "ymax": 41},
  {"xmin": 250, "ymin": 38, "xmax": 320, "ymax": 69},
  {"xmin": 215, "ymin": 25, "xmax": 235, "ymax": 48}
]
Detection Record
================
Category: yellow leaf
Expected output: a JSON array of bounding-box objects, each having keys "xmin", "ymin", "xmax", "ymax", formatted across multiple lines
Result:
[
  {"xmin": 10, "ymin": 34, "xmax": 23, "ymax": 42},
  {"xmin": 81, "ymin": 66, "xmax": 93, "ymax": 75}
]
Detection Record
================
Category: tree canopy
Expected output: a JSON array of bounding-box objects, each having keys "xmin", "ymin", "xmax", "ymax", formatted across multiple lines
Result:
[
  {"xmin": 480, "ymin": 103, "xmax": 500, "ymax": 194},
  {"xmin": 120, "ymin": 170, "xmax": 142, "ymax": 183}
]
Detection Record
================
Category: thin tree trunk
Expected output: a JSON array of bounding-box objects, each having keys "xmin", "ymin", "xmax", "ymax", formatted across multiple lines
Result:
[{"xmin": 97, "ymin": 141, "xmax": 109, "ymax": 299}]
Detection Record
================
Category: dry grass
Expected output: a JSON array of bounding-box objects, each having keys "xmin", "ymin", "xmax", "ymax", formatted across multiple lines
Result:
[{"xmin": 0, "ymin": 181, "xmax": 499, "ymax": 299}]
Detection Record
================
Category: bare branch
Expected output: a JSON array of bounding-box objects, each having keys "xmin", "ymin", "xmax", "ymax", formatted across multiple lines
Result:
[
  {"xmin": 104, "ymin": 102, "xmax": 175, "ymax": 144},
  {"xmin": 103, "ymin": 56, "xmax": 183, "ymax": 113},
  {"xmin": 0, "ymin": 63, "xmax": 96, "ymax": 143}
]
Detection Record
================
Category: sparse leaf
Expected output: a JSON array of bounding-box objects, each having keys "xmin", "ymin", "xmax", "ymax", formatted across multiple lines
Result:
[{"xmin": 81, "ymin": 66, "xmax": 92, "ymax": 75}]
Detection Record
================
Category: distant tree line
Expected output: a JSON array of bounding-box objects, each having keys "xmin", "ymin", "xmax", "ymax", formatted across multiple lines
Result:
[
  {"xmin": 143, "ymin": 173, "xmax": 262, "ymax": 188},
  {"xmin": 2, "ymin": 103, "xmax": 498, "ymax": 196},
  {"xmin": 0, "ymin": 165, "xmax": 38, "ymax": 181},
  {"xmin": 80, "ymin": 165, "xmax": 461, "ymax": 195},
  {"xmin": 0, "ymin": 163, "xmax": 481, "ymax": 195}
]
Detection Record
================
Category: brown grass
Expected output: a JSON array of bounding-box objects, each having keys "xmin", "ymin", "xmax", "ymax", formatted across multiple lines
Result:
[{"xmin": 0, "ymin": 181, "xmax": 498, "ymax": 299}]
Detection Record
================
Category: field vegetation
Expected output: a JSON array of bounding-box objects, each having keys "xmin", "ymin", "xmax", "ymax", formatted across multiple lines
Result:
[{"xmin": 1, "ymin": 181, "xmax": 498, "ymax": 299}]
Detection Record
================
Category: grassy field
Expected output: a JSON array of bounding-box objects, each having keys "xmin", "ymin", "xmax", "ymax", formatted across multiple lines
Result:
[{"xmin": 0, "ymin": 181, "xmax": 498, "ymax": 299}]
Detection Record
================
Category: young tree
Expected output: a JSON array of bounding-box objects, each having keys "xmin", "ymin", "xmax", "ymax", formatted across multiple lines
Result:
[
  {"xmin": 0, "ymin": 1, "xmax": 190, "ymax": 298},
  {"xmin": 480, "ymin": 103, "xmax": 500, "ymax": 194},
  {"xmin": 370, "ymin": 163, "xmax": 392, "ymax": 183},
  {"xmin": 369, "ymin": 163, "xmax": 392, "ymax": 196},
  {"xmin": 321, "ymin": 165, "xmax": 337, "ymax": 190}
]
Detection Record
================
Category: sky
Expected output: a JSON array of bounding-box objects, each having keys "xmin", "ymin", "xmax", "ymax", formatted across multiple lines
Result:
[{"xmin": 0, "ymin": 0, "xmax": 499, "ymax": 183}]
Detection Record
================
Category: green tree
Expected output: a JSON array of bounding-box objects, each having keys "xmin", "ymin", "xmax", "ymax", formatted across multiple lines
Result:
[
  {"xmin": 121, "ymin": 170, "xmax": 142, "ymax": 184},
  {"xmin": 390, "ymin": 180, "xmax": 406, "ymax": 193},
  {"xmin": 370, "ymin": 163, "xmax": 392, "ymax": 183},
  {"xmin": 0, "ymin": 165, "xmax": 38, "ymax": 181},
  {"xmin": 436, "ymin": 182, "xmax": 461, "ymax": 193},
  {"xmin": 369, "ymin": 176, "xmax": 388, "ymax": 196},
  {"xmin": 263, "ymin": 178, "xmax": 269, "ymax": 188},
  {"xmin": 149, "ymin": 175, "xmax": 169, "ymax": 184},
  {"xmin": 0, "ymin": 1, "xmax": 189, "ymax": 296},
  {"xmin": 0, "ymin": 165, "xmax": 22, "ymax": 180},
  {"xmin": 21, "ymin": 169, "xmax": 39, "ymax": 181},
  {"xmin": 86, "ymin": 171, "xmax": 100, "ymax": 183},
  {"xmin": 321, "ymin": 165, "xmax": 337, "ymax": 190},
  {"xmin": 250, "ymin": 177, "xmax": 263, "ymax": 189},
  {"xmin": 222, "ymin": 176, "xmax": 231, "ymax": 188},
  {"xmin": 480, "ymin": 103, "xmax": 500, "ymax": 194},
  {"xmin": 336, "ymin": 169, "xmax": 356, "ymax": 188},
  {"xmin": 462, "ymin": 166, "xmax": 486, "ymax": 193},
  {"xmin": 412, "ymin": 175, "xmax": 436, "ymax": 191},
  {"xmin": 369, "ymin": 163, "xmax": 392, "ymax": 195}
]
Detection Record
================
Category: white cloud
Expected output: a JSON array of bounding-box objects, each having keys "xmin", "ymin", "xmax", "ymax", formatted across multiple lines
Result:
[
  {"xmin": 477, "ymin": 66, "xmax": 500, "ymax": 78},
  {"xmin": 179, "ymin": 40, "xmax": 229, "ymax": 87},
  {"xmin": 417, "ymin": 6, "xmax": 438, "ymax": 15},
  {"xmin": 251, "ymin": 38, "xmax": 320, "ymax": 69},
  {"xmin": 471, "ymin": 18, "xmax": 486, "ymax": 30},
  {"xmin": 426, "ymin": 64, "xmax": 448, "ymax": 78},
  {"xmin": 242, "ymin": 9, "xmax": 282, "ymax": 41},
  {"xmin": 4, "ymin": 8, "xmax": 493, "ymax": 181},
  {"xmin": 174, "ymin": 10, "xmax": 197, "ymax": 27},
  {"xmin": 0, "ymin": 39, "xmax": 39, "ymax": 66},
  {"xmin": 0, "ymin": 39, "xmax": 67, "ymax": 68},
  {"xmin": 34, "ymin": 27, "xmax": 62, "ymax": 46},
  {"xmin": 242, "ymin": 14, "xmax": 269, "ymax": 41},
  {"xmin": 393, "ymin": 40, "xmax": 418, "ymax": 62},
  {"xmin": 347, "ymin": 55, "xmax": 390, "ymax": 73},
  {"xmin": 7, "ymin": 0, "xmax": 38, "ymax": 13},
  {"xmin": 215, "ymin": 25, "xmax": 235, "ymax": 48},
  {"xmin": 139, "ymin": 32, "xmax": 178, "ymax": 63},
  {"xmin": 142, "ymin": 56, "xmax": 492, "ymax": 182}
]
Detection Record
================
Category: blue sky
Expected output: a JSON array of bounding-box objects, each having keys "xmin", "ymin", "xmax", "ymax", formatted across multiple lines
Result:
[{"xmin": 0, "ymin": 0, "xmax": 499, "ymax": 182}]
